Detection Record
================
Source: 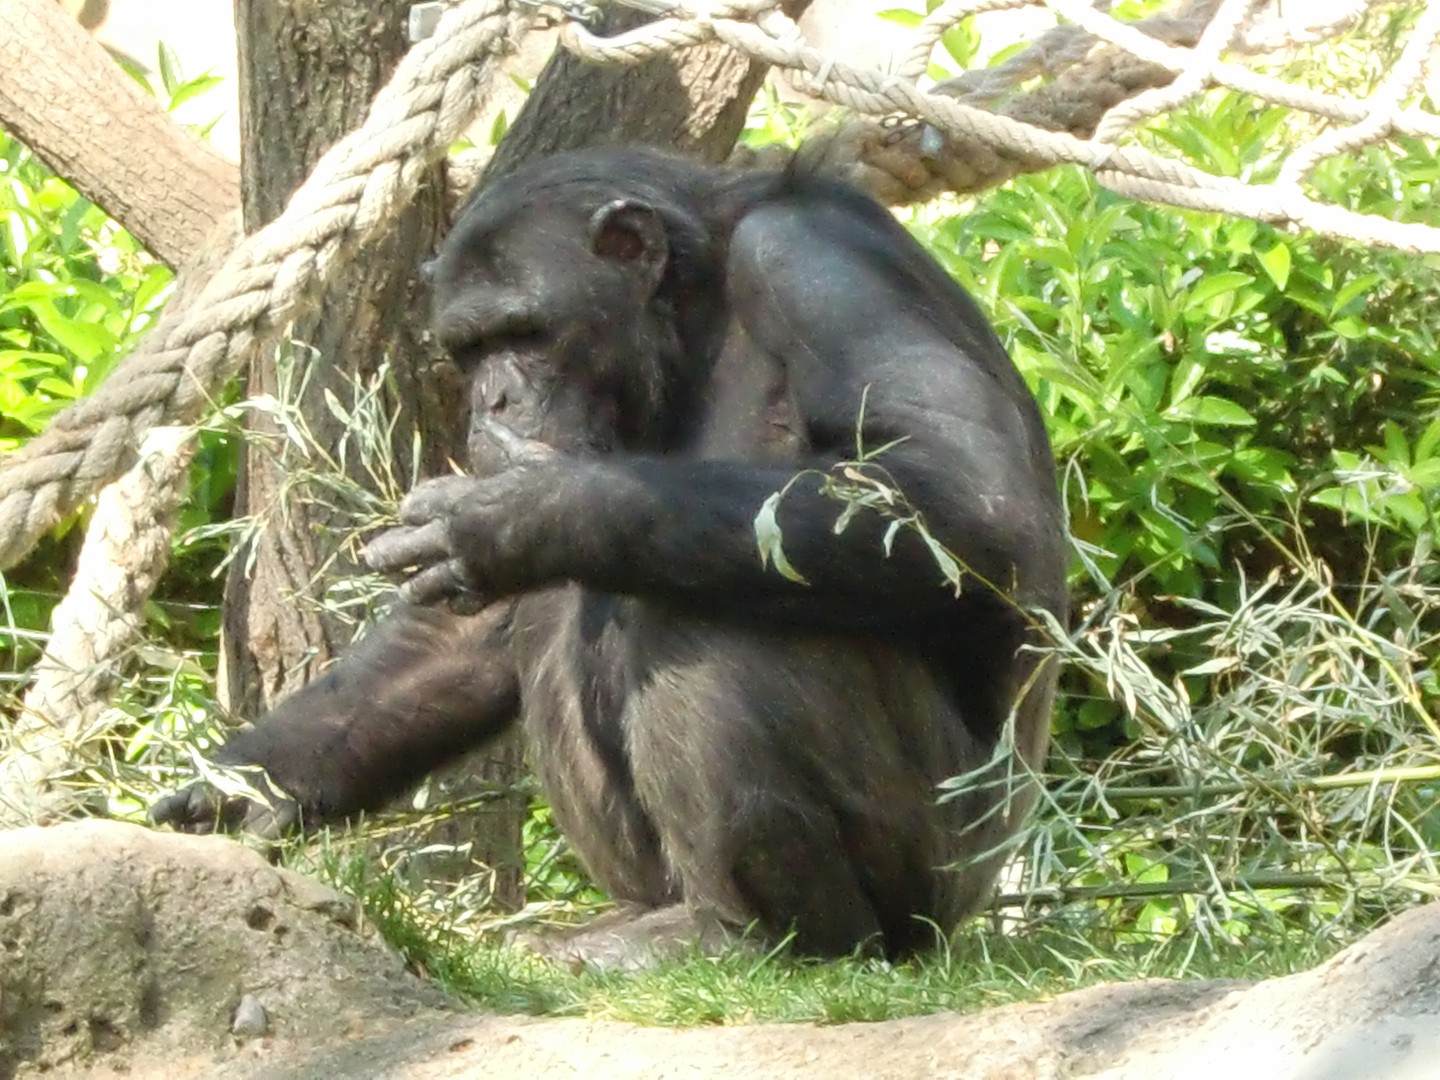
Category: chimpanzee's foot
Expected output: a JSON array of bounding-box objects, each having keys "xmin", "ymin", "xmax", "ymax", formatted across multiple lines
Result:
[{"xmin": 512, "ymin": 903, "xmax": 752, "ymax": 972}]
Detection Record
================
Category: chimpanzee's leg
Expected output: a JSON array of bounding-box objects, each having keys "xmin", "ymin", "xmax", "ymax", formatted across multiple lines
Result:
[{"xmin": 623, "ymin": 622, "xmax": 966, "ymax": 958}]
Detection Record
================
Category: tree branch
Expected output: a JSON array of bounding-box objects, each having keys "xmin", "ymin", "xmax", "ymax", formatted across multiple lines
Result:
[{"xmin": 0, "ymin": 0, "xmax": 239, "ymax": 269}]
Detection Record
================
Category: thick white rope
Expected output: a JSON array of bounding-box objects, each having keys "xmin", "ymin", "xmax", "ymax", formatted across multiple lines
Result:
[{"xmin": 560, "ymin": 0, "xmax": 1440, "ymax": 253}]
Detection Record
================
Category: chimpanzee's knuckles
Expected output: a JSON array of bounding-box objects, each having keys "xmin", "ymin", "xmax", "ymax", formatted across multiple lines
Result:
[
  {"xmin": 242, "ymin": 794, "xmax": 301, "ymax": 840},
  {"xmin": 150, "ymin": 781, "xmax": 238, "ymax": 834},
  {"xmin": 363, "ymin": 519, "xmax": 452, "ymax": 574},
  {"xmin": 469, "ymin": 419, "xmax": 554, "ymax": 478},
  {"xmin": 149, "ymin": 784, "xmax": 208, "ymax": 830},
  {"xmin": 397, "ymin": 475, "xmax": 478, "ymax": 524},
  {"xmin": 473, "ymin": 416, "xmax": 557, "ymax": 467}
]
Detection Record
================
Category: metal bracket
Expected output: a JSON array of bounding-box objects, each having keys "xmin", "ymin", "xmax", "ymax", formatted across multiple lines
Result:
[{"xmin": 512, "ymin": 0, "xmax": 602, "ymax": 22}]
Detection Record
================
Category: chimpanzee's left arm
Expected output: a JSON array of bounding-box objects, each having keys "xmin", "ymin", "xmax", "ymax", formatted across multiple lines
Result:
[
  {"xmin": 366, "ymin": 192, "xmax": 1064, "ymax": 632},
  {"xmin": 151, "ymin": 601, "xmax": 520, "ymax": 835}
]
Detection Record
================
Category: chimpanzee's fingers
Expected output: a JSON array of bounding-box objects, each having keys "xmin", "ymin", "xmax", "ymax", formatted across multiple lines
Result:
[
  {"xmin": 400, "ymin": 559, "xmax": 476, "ymax": 606},
  {"xmin": 397, "ymin": 475, "xmax": 478, "ymax": 524},
  {"xmin": 474, "ymin": 416, "xmax": 556, "ymax": 466},
  {"xmin": 150, "ymin": 782, "xmax": 240, "ymax": 834},
  {"xmin": 150, "ymin": 784, "xmax": 211, "ymax": 831},
  {"xmin": 363, "ymin": 519, "xmax": 451, "ymax": 574}
]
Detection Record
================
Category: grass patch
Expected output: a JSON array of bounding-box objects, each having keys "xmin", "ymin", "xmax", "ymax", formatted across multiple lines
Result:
[{"xmin": 311, "ymin": 847, "xmax": 1338, "ymax": 1028}]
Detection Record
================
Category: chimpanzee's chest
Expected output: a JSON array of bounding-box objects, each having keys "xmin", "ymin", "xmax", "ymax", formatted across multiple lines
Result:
[
  {"xmin": 509, "ymin": 588, "xmax": 641, "ymax": 770},
  {"xmin": 696, "ymin": 324, "xmax": 806, "ymax": 463}
]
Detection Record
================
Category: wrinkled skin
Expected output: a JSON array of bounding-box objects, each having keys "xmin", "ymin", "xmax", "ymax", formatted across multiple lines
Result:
[{"xmin": 154, "ymin": 147, "xmax": 1067, "ymax": 963}]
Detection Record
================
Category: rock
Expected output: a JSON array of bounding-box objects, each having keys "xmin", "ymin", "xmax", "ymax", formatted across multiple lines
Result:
[
  {"xmin": 202, "ymin": 902, "xmax": 1440, "ymax": 1080},
  {"xmin": 0, "ymin": 820, "xmax": 449, "ymax": 1076},
  {"xmin": 4, "ymin": 819, "xmax": 1440, "ymax": 1079},
  {"xmin": 230, "ymin": 997, "xmax": 268, "ymax": 1040},
  {"xmin": 1093, "ymin": 901, "xmax": 1440, "ymax": 1080}
]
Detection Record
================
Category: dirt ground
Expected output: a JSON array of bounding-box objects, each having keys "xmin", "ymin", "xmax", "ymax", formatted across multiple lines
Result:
[{"xmin": 6, "ymin": 770, "xmax": 1437, "ymax": 1080}]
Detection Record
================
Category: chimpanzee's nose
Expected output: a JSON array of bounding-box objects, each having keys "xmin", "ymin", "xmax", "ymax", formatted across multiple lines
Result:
[{"xmin": 477, "ymin": 358, "xmax": 528, "ymax": 416}]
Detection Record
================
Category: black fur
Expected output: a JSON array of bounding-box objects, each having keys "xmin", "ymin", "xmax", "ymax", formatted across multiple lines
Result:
[{"xmin": 153, "ymin": 146, "xmax": 1067, "ymax": 958}]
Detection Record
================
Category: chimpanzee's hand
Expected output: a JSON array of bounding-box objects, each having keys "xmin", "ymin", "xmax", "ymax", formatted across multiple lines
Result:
[
  {"xmin": 362, "ymin": 475, "xmax": 493, "ymax": 605},
  {"xmin": 364, "ymin": 422, "xmax": 572, "ymax": 606},
  {"xmin": 150, "ymin": 768, "xmax": 300, "ymax": 839}
]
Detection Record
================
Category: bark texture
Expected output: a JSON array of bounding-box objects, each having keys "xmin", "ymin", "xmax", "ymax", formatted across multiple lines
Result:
[
  {"xmin": 0, "ymin": 0, "xmax": 238, "ymax": 269},
  {"xmin": 222, "ymin": 0, "xmax": 519, "ymax": 900},
  {"xmin": 481, "ymin": 4, "xmax": 809, "ymax": 188}
]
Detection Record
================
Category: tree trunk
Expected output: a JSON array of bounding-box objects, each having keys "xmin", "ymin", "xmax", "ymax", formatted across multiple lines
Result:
[
  {"xmin": 482, "ymin": 5, "xmax": 806, "ymax": 186},
  {"xmin": 225, "ymin": 0, "xmax": 458, "ymax": 723},
  {"xmin": 223, "ymin": 0, "xmax": 521, "ymax": 901}
]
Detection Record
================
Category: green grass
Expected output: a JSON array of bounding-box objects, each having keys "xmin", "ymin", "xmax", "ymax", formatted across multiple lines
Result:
[{"xmin": 311, "ymin": 847, "xmax": 1338, "ymax": 1027}]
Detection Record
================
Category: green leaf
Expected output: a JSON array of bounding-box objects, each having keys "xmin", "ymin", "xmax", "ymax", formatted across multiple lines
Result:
[
  {"xmin": 29, "ymin": 302, "xmax": 115, "ymax": 362},
  {"xmin": 1311, "ymin": 487, "xmax": 1383, "ymax": 525},
  {"xmin": 1166, "ymin": 355, "xmax": 1208, "ymax": 407},
  {"xmin": 1184, "ymin": 656, "xmax": 1240, "ymax": 676},
  {"xmin": 132, "ymin": 264, "xmax": 175, "ymax": 314},
  {"xmin": 489, "ymin": 109, "xmax": 510, "ymax": 147},
  {"xmin": 939, "ymin": 21, "xmax": 977, "ymax": 68},
  {"xmin": 1415, "ymin": 416, "xmax": 1440, "ymax": 462},
  {"xmin": 753, "ymin": 492, "xmax": 808, "ymax": 584},
  {"xmin": 157, "ymin": 43, "xmax": 182, "ymax": 96},
  {"xmin": 1404, "ymin": 458, "xmax": 1440, "ymax": 490},
  {"xmin": 1382, "ymin": 421, "xmax": 1410, "ymax": 465},
  {"xmin": 1183, "ymin": 271, "xmax": 1254, "ymax": 309},
  {"xmin": 1256, "ymin": 242, "xmax": 1291, "ymax": 290},
  {"xmin": 1165, "ymin": 396, "xmax": 1256, "ymax": 427},
  {"xmin": 0, "ymin": 280, "xmax": 68, "ymax": 312},
  {"xmin": 877, "ymin": 8, "xmax": 923, "ymax": 26},
  {"xmin": 1331, "ymin": 272, "xmax": 1382, "ymax": 316},
  {"xmin": 168, "ymin": 74, "xmax": 224, "ymax": 112},
  {"xmin": 68, "ymin": 279, "xmax": 125, "ymax": 315},
  {"xmin": 921, "ymin": 532, "xmax": 964, "ymax": 594},
  {"xmin": 1331, "ymin": 316, "xmax": 1369, "ymax": 340}
]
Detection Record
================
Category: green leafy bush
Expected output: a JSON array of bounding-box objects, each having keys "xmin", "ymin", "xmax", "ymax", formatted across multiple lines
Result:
[
  {"xmin": 0, "ymin": 128, "xmax": 177, "ymax": 671},
  {"xmin": 914, "ymin": 157, "xmax": 1440, "ymax": 608},
  {"xmin": 894, "ymin": 34, "xmax": 1440, "ymax": 943},
  {"xmin": 0, "ymin": 139, "xmax": 172, "ymax": 451}
]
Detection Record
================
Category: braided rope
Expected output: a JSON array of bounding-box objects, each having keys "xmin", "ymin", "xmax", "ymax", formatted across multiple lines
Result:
[
  {"xmin": 733, "ymin": 0, "xmax": 1223, "ymax": 204},
  {"xmin": 561, "ymin": 0, "xmax": 1440, "ymax": 251},
  {"xmin": 1092, "ymin": 0, "xmax": 1253, "ymax": 142},
  {"xmin": 0, "ymin": 0, "xmax": 528, "ymax": 571},
  {"xmin": 897, "ymin": 0, "xmax": 1039, "ymax": 84},
  {"xmin": 1279, "ymin": 0, "xmax": 1440, "ymax": 186},
  {"xmin": 0, "ymin": 428, "xmax": 196, "ymax": 826}
]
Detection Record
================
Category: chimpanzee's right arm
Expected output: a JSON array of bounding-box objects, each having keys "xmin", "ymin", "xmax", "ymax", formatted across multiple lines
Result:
[{"xmin": 150, "ymin": 601, "xmax": 520, "ymax": 837}]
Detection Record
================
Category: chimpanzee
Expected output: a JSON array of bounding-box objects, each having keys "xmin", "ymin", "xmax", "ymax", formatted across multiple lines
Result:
[{"xmin": 153, "ymin": 145, "xmax": 1068, "ymax": 962}]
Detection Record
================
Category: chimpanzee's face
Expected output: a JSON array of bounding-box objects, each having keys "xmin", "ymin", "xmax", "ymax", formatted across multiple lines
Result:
[{"xmin": 428, "ymin": 185, "xmax": 677, "ymax": 473}]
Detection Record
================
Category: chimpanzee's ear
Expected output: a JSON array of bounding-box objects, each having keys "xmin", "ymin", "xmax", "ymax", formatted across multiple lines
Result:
[{"xmin": 588, "ymin": 199, "xmax": 668, "ymax": 291}]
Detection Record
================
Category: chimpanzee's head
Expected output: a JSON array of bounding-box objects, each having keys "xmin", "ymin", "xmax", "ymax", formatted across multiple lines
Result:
[{"xmin": 426, "ymin": 149, "xmax": 731, "ymax": 472}]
